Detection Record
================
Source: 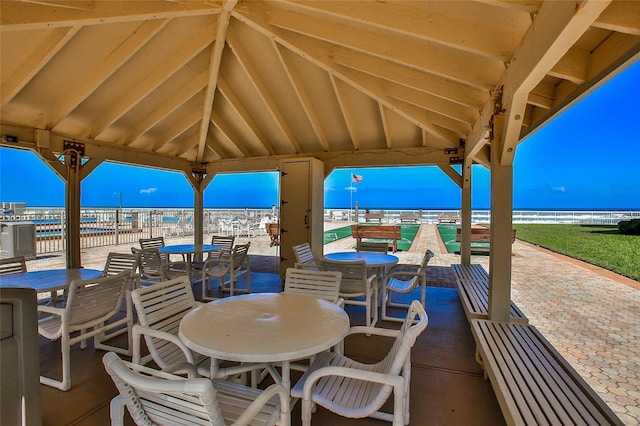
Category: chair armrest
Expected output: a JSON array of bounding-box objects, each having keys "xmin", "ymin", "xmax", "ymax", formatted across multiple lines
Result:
[
  {"xmin": 294, "ymin": 262, "xmax": 318, "ymax": 270},
  {"xmin": 37, "ymin": 304, "xmax": 65, "ymax": 316},
  {"xmin": 232, "ymin": 382, "xmax": 291, "ymax": 426},
  {"xmin": 347, "ymin": 325, "xmax": 399, "ymax": 339},
  {"xmin": 132, "ymin": 324, "xmax": 196, "ymax": 365},
  {"xmin": 382, "ymin": 270, "xmax": 422, "ymax": 284},
  {"xmin": 163, "ymin": 362, "xmax": 199, "ymax": 378}
]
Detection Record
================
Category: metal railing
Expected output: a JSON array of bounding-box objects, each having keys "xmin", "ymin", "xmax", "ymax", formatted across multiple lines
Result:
[{"xmin": 1, "ymin": 207, "xmax": 637, "ymax": 257}]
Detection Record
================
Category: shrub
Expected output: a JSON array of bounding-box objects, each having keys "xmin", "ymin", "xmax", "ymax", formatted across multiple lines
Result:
[{"xmin": 618, "ymin": 219, "xmax": 640, "ymax": 235}]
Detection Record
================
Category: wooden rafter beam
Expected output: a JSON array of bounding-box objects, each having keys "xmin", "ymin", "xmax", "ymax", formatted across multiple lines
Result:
[
  {"xmin": 274, "ymin": 43, "xmax": 330, "ymax": 152},
  {"xmin": 48, "ymin": 19, "xmax": 169, "ymax": 128},
  {"xmin": 330, "ymin": 75, "xmax": 360, "ymax": 151},
  {"xmin": 226, "ymin": 24, "xmax": 301, "ymax": 153},
  {"xmin": 217, "ymin": 78, "xmax": 275, "ymax": 155},
  {"xmin": 196, "ymin": 0, "xmax": 237, "ymax": 162},
  {"xmin": 0, "ymin": 26, "xmax": 79, "ymax": 107},
  {"xmin": 87, "ymin": 25, "xmax": 215, "ymax": 139},
  {"xmin": 498, "ymin": 0, "xmax": 611, "ymax": 164},
  {"xmin": 278, "ymin": 0, "xmax": 524, "ymax": 62},
  {"xmin": 125, "ymin": 71, "xmax": 208, "ymax": 146},
  {"xmin": 0, "ymin": 0, "xmax": 221, "ymax": 31},
  {"xmin": 265, "ymin": 4, "xmax": 503, "ymax": 91}
]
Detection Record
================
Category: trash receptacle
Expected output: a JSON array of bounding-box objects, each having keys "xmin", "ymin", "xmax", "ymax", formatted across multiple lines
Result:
[{"xmin": 1, "ymin": 222, "xmax": 37, "ymax": 259}]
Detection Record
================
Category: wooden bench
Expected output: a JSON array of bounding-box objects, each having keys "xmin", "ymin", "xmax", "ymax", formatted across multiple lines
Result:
[
  {"xmin": 438, "ymin": 215, "xmax": 460, "ymax": 223},
  {"xmin": 470, "ymin": 319, "xmax": 624, "ymax": 426},
  {"xmin": 351, "ymin": 225, "xmax": 401, "ymax": 253},
  {"xmin": 455, "ymin": 228, "xmax": 516, "ymax": 253},
  {"xmin": 399, "ymin": 214, "xmax": 419, "ymax": 223},
  {"xmin": 364, "ymin": 212, "xmax": 383, "ymax": 222},
  {"xmin": 451, "ymin": 264, "xmax": 528, "ymax": 324}
]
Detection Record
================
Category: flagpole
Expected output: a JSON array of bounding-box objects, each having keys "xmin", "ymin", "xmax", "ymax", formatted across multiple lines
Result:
[{"xmin": 349, "ymin": 171, "xmax": 353, "ymax": 222}]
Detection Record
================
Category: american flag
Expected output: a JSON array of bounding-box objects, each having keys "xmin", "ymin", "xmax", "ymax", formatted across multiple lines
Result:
[{"xmin": 352, "ymin": 173, "xmax": 363, "ymax": 183}]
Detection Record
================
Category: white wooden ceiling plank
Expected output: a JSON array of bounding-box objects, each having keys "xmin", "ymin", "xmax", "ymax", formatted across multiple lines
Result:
[
  {"xmin": 0, "ymin": 26, "xmax": 79, "ymax": 107},
  {"xmin": 277, "ymin": 0, "xmax": 523, "ymax": 62},
  {"xmin": 267, "ymin": 6, "xmax": 502, "ymax": 91},
  {"xmin": 211, "ymin": 109, "xmax": 250, "ymax": 157},
  {"xmin": 0, "ymin": 0, "xmax": 221, "ymax": 31},
  {"xmin": 333, "ymin": 64, "xmax": 459, "ymax": 146},
  {"xmin": 151, "ymin": 112, "xmax": 201, "ymax": 152},
  {"xmin": 378, "ymin": 104, "xmax": 392, "ymax": 149},
  {"xmin": 275, "ymin": 43, "xmax": 329, "ymax": 152},
  {"xmin": 196, "ymin": 1, "xmax": 237, "ymax": 162},
  {"xmin": 86, "ymin": 25, "xmax": 215, "ymax": 139},
  {"xmin": 126, "ymin": 71, "xmax": 208, "ymax": 146},
  {"xmin": 217, "ymin": 78, "xmax": 275, "ymax": 155},
  {"xmin": 384, "ymin": 80, "xmax": 479, "ymax": 125},
  {"xmin": 294, "ymin": 34, "xmax": 488, "ymax": 110},
  {"xmin": 226, "ymin": 25, "xmax": 300, "ymax": 153},
  {"xmin": 547, "ymin": 47, "xmax": 589, "ymax": 85},
  {"xmin": 593, "ymin": 1, "xmax": 640, "ymax": 35},
  {"xmin": 330, "ymin": 75, "xmax": 360, "ymax": 151},
  {"xmin": 48, "ymin": 19, "xmax": 169, "ymax": 128},
  {"xmin": 472, "ymin": 0, "xmax": 541, "ymax": 14}
]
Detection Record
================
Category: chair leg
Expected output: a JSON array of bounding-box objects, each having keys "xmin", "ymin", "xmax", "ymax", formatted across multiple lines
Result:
[{"xmin": 40, "ymin": 333, "xmax": 71, "ymax": 391}]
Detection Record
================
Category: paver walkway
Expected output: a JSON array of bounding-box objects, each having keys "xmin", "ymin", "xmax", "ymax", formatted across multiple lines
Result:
[{"xmin": 24, "ymin": 222, "xmax": 640, "ymax": 424}]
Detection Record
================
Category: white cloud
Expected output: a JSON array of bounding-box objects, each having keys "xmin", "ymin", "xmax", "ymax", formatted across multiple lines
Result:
[
  {"xmin": 551, "ymin": 186, "xmax": 566, "ymax": 192},
  {"xmin": 140, "ymin": 187, "xmax": 157, "ymax": 194}
]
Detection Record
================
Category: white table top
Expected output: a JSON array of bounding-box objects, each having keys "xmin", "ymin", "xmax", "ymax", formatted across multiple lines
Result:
[
  {"xmin": 158, "ymin": 244, "xmax": 218, "ymax": 254},
  {"xmin": 324, "ymin": 251, "xmax": 399, "ymax": 268},
  {"xmin": 0, "ymin": 268, "xmax": 104, "ymax": 293},
  {"xmin": 179, "ymin": 292, "xmax": 350, "ymax": 363}
]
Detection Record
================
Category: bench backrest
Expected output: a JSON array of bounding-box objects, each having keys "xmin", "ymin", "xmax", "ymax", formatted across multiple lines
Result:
[
  {"xmin": 351, "ymin": 225, "xmax": 401, "ymax": 239},
  {"xmin": 455, "ymin": 228, "xmax": 516, "ymax": 243}
]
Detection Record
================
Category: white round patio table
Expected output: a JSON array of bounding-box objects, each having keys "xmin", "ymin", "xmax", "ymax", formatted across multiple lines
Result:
[
  {"xmin": 323, "ymin": 251, "xmax": 399, "ymax": 268},
  {"xmin": 179, "ymin": 292, "xmax": 350, "ymax": 394}
]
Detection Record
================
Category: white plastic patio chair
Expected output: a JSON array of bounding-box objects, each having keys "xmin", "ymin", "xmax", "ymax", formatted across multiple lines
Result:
[
  {"xmin": 201, "ymin": 242, "xmax": 251, "ymax": 299},
  {"xmin": 381, "ymin": 250, "xmax": 434, "ymax": 322},
  {"xmin": 291, "ymin": 300, "xmax": 429, "ymax": 426},
  {"xmin": 103, "ymin": 251, "xmax": 140, "ymax": 289},
  {"xmin": 192, "ymin": 235, "xmax": 236, "ymax": 273},
  {"xmin": 130, "ymin": 276, "xmax": 273, "ymax": 383},
  {"xmin": 131, "ymin": 247, "xmax": 189, "ymax": 286},
  {"xmin": 130, "ymin": 276, "xmax": 210, "ymax": 375},
  {"xmin": 139, "ymin": 236, "xmax": 170, "ymax": 261},
  {"xmin": 292, "ymin": 242, "xmax": 320, "ymax": 269},
  {"xmin": 37, "ymin": 270, "xmax": 133, "ymax": 391},
  {"xmin": 284, "ymin": 267, "xmax": 342, "ymax": 305},
  {"xmin": 319, "ymin": 257, "xmax": 378, "ymax": 328},
  {"xmin": 102, "ymin": 351, "xmax": 291, "ymax": 426}
]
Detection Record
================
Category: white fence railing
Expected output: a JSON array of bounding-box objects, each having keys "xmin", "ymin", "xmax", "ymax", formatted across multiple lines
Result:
[{"xmin": 1, "ymin": 207, "xmax": 637, "ymax": 257}]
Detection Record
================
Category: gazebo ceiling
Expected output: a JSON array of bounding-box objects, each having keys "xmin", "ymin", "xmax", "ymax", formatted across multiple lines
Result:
[{"xmin": 1, "ymin": 0, "xmax": 639, "ymax": 177}]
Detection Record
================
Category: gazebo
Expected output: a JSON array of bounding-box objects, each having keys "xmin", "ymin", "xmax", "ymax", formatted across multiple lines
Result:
[{"xmin": 1, "ymin": 0, "xmax": 638, "ymax": 323}]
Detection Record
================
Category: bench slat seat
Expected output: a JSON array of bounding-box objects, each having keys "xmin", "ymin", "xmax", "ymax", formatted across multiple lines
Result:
[
  {"xmin": 470, "ymin": 320, "xmax": 624, "ymax": 426},
  {"xmin": 452, "ymin": 264, "xmax": 528, "ymax": 324}
]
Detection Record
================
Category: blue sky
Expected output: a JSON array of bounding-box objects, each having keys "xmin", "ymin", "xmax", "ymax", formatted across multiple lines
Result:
[{"xmin": 1, "ymin": 61, "xmax": 638, "ymax": 210}]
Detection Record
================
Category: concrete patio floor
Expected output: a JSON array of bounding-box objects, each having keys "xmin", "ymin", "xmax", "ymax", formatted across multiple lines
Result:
[{"xmin": 27, "ymin": 222, "xmax": 640, "ymax": 424}]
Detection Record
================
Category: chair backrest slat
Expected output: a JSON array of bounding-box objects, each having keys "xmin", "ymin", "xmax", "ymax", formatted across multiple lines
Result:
[
  {"xmin": 210, "ymin": 235, "xmax": 235, "ymax": 259},
  {"xmin": 139, "ymin": 237, "xmax": 165, "ymax": 250},
  {"xmin": 0, "ymin": 256, "xmax": 27, "ymax": 275},
  {"xmin": 66, "ymin": 271, "xmax": 129, "ymax": 329},
  {"xmin": 131, "ymin": 276, "xmax": 198, "ymax": 369},
  {"xmin": 284, "ymin": 268, "xmax": 341, "ymax": 303},
  {"xmin": 292, "ymin": 243, "xmax": 315, "ymax": 265}
]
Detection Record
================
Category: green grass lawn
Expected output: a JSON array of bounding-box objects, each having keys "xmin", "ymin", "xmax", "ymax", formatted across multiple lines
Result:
[{"xmin": 513, "ymin": 224, "xmax": 640, "ymax": 281}]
